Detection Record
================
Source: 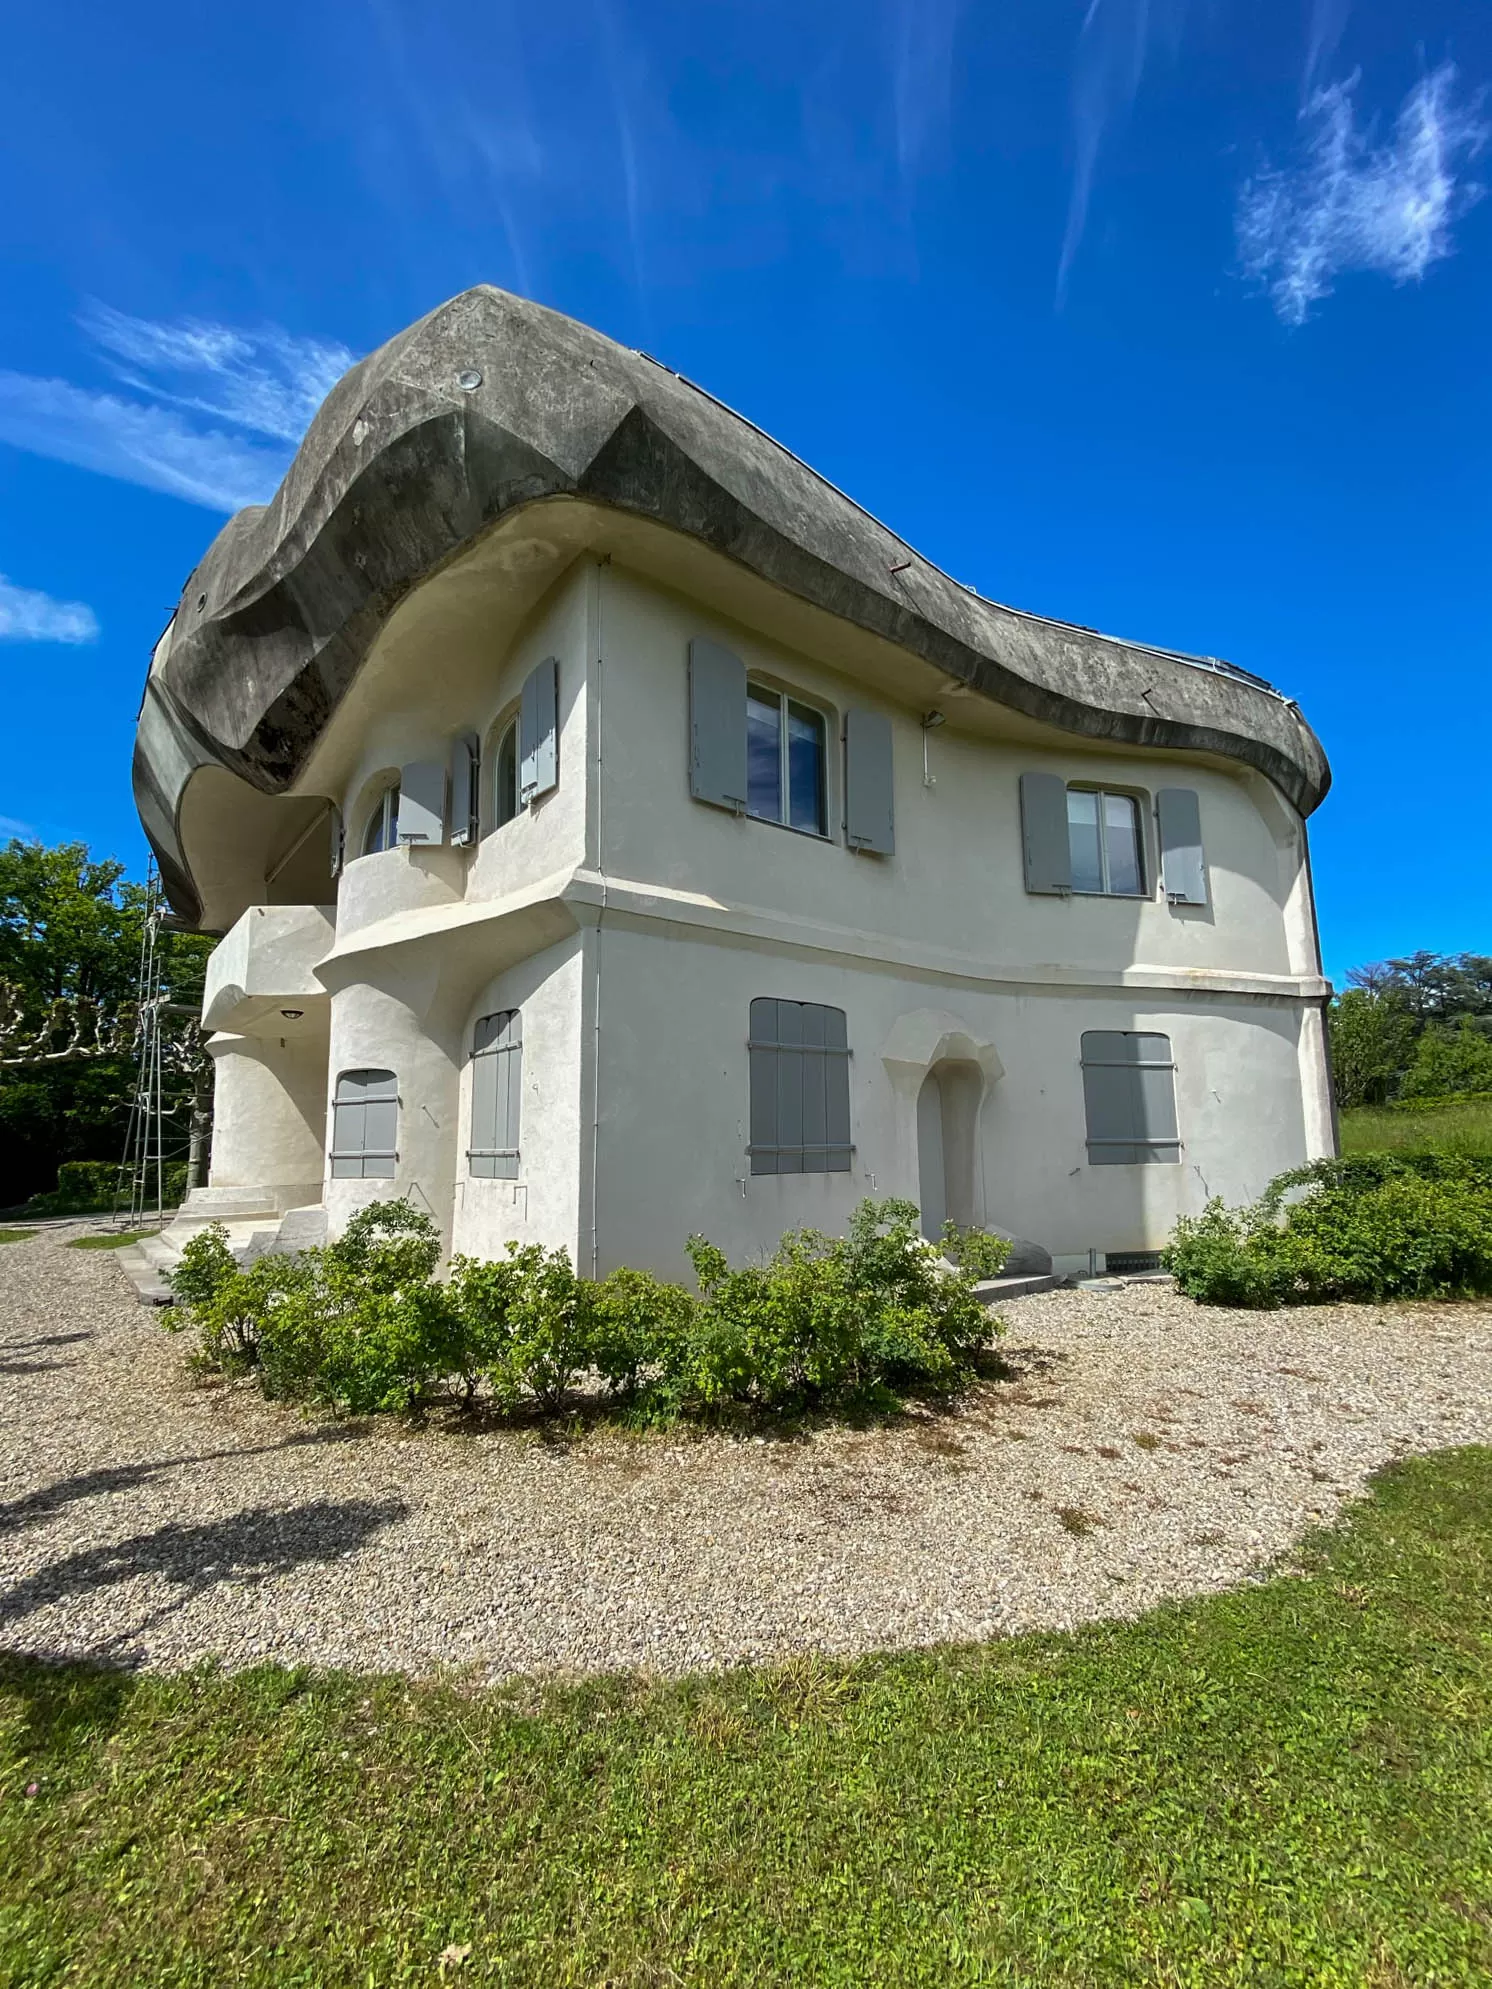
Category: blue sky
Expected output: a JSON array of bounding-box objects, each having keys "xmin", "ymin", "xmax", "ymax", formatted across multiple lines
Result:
[{"xmin": 0, "ymin": 0, "xmax": 1486, "ymax": 982}]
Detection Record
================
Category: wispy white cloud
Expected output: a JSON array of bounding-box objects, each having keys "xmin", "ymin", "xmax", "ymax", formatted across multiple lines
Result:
[
  {"xmin": 1058, "ymin": 0, "xmax": 1189, "ymax": 304},
  {"xmin": 0, "ymin": 575, "xmax": 99, "ymax": 646},
  {"xmin": 889, "ymin": 0, "xmax": 961, "ymax": 176},
  {"xmin": 0, "ymin": 311, "xmax": 357, "ymax": 512},
  {"xmin": 1238, "ymin": 62, "xmax": 1489, "ymax": 325},
  {"xmin": 0, "ymin": 816, "xmax": 40, "ymax": 840},
  {"xmin": 1302, "ymin": 0, "xmax": 1350, "ymax": 95},
  {"xmin": 82, "ymin": 305, "xmax": 353, "ymax": 443}
]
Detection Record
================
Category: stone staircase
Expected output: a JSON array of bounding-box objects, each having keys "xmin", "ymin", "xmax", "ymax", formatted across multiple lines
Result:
[{"xmin": 115, "ymin": 1183, "xmax": 324, "ymax": 1305}]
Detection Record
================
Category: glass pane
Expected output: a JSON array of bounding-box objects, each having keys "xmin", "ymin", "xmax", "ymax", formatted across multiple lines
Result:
[
  {"xmin": 1066, "ymin": 788, "xmax": 1103, "ymax": 893},
  {"xmin": 362, "ymin": 794, "xmax": 387, "ymax": 854},
  {"xmin": 496, "ymin": 726, "xmax": 518, "ymax": 827},
  {"xmin": 786, "ymin": 702, "xmax": 825, "ymax": 833},
  {"xmin": 1104, "ymin": 793, "xmax": 1143, "ymax": 895},
  {"xmin": 746, "ymin": 691, "xmax": 781, "ymax": 821}
]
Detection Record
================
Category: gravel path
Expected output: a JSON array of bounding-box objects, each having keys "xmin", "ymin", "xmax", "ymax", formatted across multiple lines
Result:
[{"xmin": 2, "ymin": 1223, "xmax": 1490, "ymax": 1681}]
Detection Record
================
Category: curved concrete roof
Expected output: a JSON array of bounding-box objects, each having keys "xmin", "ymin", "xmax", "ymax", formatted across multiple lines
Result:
[{"xmin": 135, "ymin": 284, "xmax": 1329, "ymax": 927}]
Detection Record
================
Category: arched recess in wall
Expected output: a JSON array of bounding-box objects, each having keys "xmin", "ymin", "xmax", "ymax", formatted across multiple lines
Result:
[{"xmin": 880, "ymin": 1011, "xmax": 1003, "ymax": 1241}]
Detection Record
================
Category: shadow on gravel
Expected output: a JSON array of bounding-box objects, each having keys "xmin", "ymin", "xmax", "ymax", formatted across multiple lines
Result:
[
  {"xmin": 0, "ymin": 1428, "xmax": 372, "ymax": 1540},
  {"xmin": 0, "ymin": 1496, "xmax": 410, "ymax": 1656}
]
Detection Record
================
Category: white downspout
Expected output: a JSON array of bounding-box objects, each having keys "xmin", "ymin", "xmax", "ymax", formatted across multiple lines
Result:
[{"xmin": 589, "ymin": 560, "xmax": 608, "ymax": 1276}]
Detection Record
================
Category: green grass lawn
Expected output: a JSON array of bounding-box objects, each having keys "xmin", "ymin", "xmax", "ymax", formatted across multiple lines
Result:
[
  {"xmin": 1340, "ymin": 1093, "xmax": 1492, "ymax": 1156},
  {"xmin": 0, "ymin": 1229, "xmax": 37, "ymax": 1246},
  {"xmin": 3, "ymin": 1450, "xmax": 1492, "ymax": 1985},
  {"xmin": 63, "ymin": 1230, "xmax": 160, "ymax": 1252}
]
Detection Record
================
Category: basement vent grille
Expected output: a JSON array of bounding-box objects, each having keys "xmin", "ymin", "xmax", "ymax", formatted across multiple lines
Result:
[{"xmin": 1104, "ymin": 1250, "xmax": 1165, "ymax": 1276}]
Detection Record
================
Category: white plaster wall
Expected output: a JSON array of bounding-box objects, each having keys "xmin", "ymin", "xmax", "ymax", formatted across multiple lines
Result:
[
  {"xmin": 207, "ymin": 1026, "xmax": 329, "ymax": 1194},
  {"xmin": 449, "ymin": 935, "xmax": 587, "ymax": 1263},
  {"xmin": 588, "ymin": 923, "xmax": 1311, "ymax": 1277},
  {"xmin": 203, "ymin": 903, "xmax": 336, "ymax": 1031},
  {"xmin": 321, "ymin": 963, "xmax": 464, "ymax": 1243},
  {"xmin": 593, "ymin": 565, "xmax": 1309, "ymax": 985}
]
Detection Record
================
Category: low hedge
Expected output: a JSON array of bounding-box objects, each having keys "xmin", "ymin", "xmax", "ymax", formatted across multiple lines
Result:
[
  {"xmin": 20, "ymin": 1158, "xmax": 188, "ymax": 1217},
  {"xmin": 167, "ymin": 1197, "xmax": 1010, "ymax": 1421},
  {"xmin": 1164, "ymin": 1150, "xmax": 1492, "ymax": 1307}
]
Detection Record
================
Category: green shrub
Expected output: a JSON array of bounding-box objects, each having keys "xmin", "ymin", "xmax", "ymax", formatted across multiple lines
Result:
[
  {"xmin": 1165, "ymin": 1151, "xmax": 1492, "ymax": 1308},
  {"xmin": 583, "ymin": 1265, "xmax": 697, "ymax": 1400},
  {"xmin": 166, "ymin": 1196, "xmax": 1008, "ymax": 1424},
  {"xmin": 445, "ymin": 1243, "xmax": 590, "ymax": 1413},
  {"xmin": 23, "ymin": 1158, "xmax": 188, "ymax": 1217},
  {"xmin": 166, "ymin": 1223, "xmax": 310, "ymax": 1375},
  {"xmin": 1399, "ymin": 1020, "xmax": 1492, "ymax": 1101},
  {"xmin": 680, "ymin": 1199, "xmax": 1007, "ymax": 1413}
]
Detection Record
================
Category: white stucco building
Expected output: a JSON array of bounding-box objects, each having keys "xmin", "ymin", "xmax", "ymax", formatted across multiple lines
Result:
[{"xmin": 135, "ymin": 288, "xmax": 1334, "ymax": 1282}]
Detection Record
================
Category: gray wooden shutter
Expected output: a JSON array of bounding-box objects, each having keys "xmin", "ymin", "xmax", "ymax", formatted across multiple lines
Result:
[
  {"xmin": 820, "ymin": 1003, "xmax": 852, "ymax": 1172},
  {"xmin": 450, "ymin": 731, "xmax": 480, "ymax": 847},
  {"xmin": 328, "ymin": 804, "xmax": 344, "ymax": 880},
  {"xmin": 844, "ymin": 708, "xmax": 895, "ymax": 855},
  {"xmin": 747, "ymin": 998, "xmax": 850, "ymax": 1175},
  {"xmin": 519, "ymin": 658, "xmax": 559, "ymax": 806},
  {"xmin": 1157, "ymin": 788, "xmax": 1208, "ymax": 905},
  {"xmin": 469, "ymin": 1011, "xmax": 521, "ymax": 1179},
  {"xmin": 689, "ymin": 637, "xmax": 747, "ymax": 811},
  {"xmin": 332, "ymin": 1068, "xmax": 398, "ymax": 1178},
  {"xmin": 1081, "ymin": 1032, "xmax": 1179, "ymax": 1165},
  {"xmin": 398, "ymin": 761, "xmax": 446, "ymax": 844},
  {"xmin": 1020, "ymin": 772, "xmax": 1071, "ymax": 894}
]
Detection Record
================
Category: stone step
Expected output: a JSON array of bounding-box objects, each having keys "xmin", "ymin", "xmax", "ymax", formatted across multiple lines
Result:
[
  {"xmin": 972, "ymin": 1272, "xmax": 1064, "ymax": 1304},
  {"xmin": 114, "ymin": 1244, "xmax": 174, "ymax": 1306}
]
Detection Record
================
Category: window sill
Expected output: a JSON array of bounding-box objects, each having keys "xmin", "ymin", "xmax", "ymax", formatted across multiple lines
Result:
[{"xmin": 743, "ymin": 808, "xmax": 832, "ymax": 843}]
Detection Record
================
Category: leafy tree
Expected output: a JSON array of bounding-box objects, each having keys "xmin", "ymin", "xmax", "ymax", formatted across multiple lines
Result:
[
  {"xmin": 0, "ymin": 839, "xmax": 211, "ymax": 1207},
  {"xmin": 1333, "ymin": 951, "xmax": 1492, "ymax": 1109},
  {"xmin": 1328, "ymin": 989, "xmax": 1418, "ymax": 1109},
  {"xmin": 1399, "ymin": 1020, "xmax": 1492, "ymax": 1101}
]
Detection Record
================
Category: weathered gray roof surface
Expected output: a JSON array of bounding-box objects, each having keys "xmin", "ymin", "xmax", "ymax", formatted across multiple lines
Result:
[{"xmin": 135, "ymin": 285, "xmax": 1329, "ymax": 925}]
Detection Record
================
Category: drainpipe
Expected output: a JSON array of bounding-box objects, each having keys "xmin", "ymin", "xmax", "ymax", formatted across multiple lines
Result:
[{"xmin": 589, "ymin": 561, "xmax": 608, "ymax": 1277}]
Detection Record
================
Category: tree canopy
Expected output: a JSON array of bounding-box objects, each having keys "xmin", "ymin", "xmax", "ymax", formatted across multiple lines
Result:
[
  {"xmin": 0, "ymin": 839, "xmax": 212, "ymax": 1207},
  {"xmin": 1330, "ymin": 951, "xmax": 1492, "ymax": 1110}
]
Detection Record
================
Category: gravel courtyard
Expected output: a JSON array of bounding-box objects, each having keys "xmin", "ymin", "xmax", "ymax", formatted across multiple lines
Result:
[{"xmin": 2, "ymin": 1222, "xmax": 1490, "ymax": 1682}]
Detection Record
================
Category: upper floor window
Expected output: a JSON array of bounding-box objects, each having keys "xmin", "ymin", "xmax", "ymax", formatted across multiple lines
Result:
[
  {"xmin": 1022, "ymin": 773, "xmax": 1208, "ymax": 903},
  {"xmin": 747, "ymin": 685, "xmax": 826, "ymax": 835},
  {"xmin": 361, "ymin": 785, "xmax": 400, "ymax": 855},
  {"xmin": 747, "ymin": 997, "xmax": 851, "ymax": 1175},
  {"xmin": 331, "ymin": 1068, "xmax": 398, "ymax": 1178},
  {"xmin": 1067, "ymin": 789, "xmax": 1144, "ymax": 897},
  {"xmin": 493, "ymin": 720, "xmax": 519, "ymax": 829}
]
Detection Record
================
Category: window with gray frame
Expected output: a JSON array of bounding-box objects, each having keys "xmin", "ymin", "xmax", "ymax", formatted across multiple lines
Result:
[
  {"xmin": 361, "ymin": 786, "xmax": 400, "ymax": 854},
  {"xmin": 468, "ymin": 1010, "xmax": 522, "ymax": 1178},
  {"xmin": 748, "ymin": 998, "xmax": 852, "ymax": 1175},
  {"xmin": 331, "ymin": 1068, "xmax": 398, "ymax": 1178},
  {"xmin": 1080, "ymin": 1032, "xmax": 1180, "ymax": 1165},
  {"xmin": 1067, "ymin": 789, "xmax": 1145, "ymax": 895},
  {"xmin": 746, "ymin": 686, "xmax": 827, "ymax": 834}
]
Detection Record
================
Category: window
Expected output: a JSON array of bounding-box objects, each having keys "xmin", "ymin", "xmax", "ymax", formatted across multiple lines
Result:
[
  {"xmin": 468, "ymin": 1010, "xmax": 521, "ymax": 1178},
  {"xmin": 747, "ymin": 686, "xmax": 826, "ymax": 835},
  {"xmin": 331, "ymin": 1068, "xmax": 398, "ymax": 1178},
  {"xmin": 493, "ymin": 721, "xmax": 518, "ymax": 829},
  {"xmin": 748, "ymin": 998, "xmax": 851, "ymax": 1175},
  {"xmin": 361, "ymin": 785, "xmax": 400, "ymax": 855},
  {"xmin": 1067, "ymin": 789, "xmax": 1144, "ymax": 896},
  {"xmin": 1080, "ymin": 1032, "xmax": 1179, "ymax": 1165}
]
